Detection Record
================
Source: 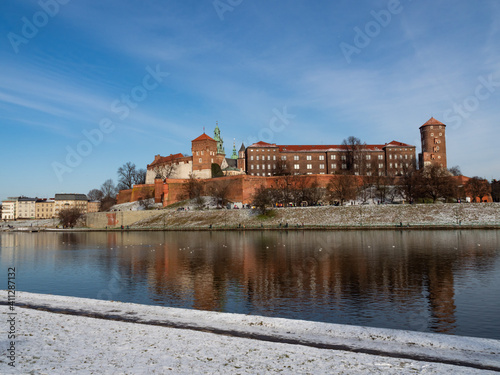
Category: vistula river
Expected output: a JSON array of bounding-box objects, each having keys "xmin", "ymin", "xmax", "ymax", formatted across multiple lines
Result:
[{"xmin": 1, "ymin": 229, "xmax": 499, "ymax": 340}]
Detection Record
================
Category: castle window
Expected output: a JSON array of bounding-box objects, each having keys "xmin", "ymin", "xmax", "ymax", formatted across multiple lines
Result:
[
  {"xmin": 294, "ymin": 155, "xmax": 299, "ymax": 161},
  {"xmin": 267, "ymin": 155, "xmax": 270, "ymax": 160},
  {"xmin": 331, "ymin": 155, "xmax": 336, "ymax": 160},
  {"xmin": 306, "ymin": 155, "xmax": 312, "ymax": 160},
  {"xmin": 438, "ymin": 155, "xmax": 442, "ymax": 159},
  {"xmin": 294, "ymin": 164, "xmax": 300, "ymax": 169},
  {"xmin": 331, "ymin": 164, "xmax": 336, "ymax": 169},
  {"xmin": 431, "ymin": 133, "xmax": 434, "ymax": 136},
  {"xmin": 273, "ymin": 155, "xmax": 276, "ymax": 160},
  {"xmin": 378, "ymin": 155, "xmax": 383, "ymax": 160},
  {"xmin": 251, "ymin": 165, "xmax": 254, "ymax": 170},
  {"xmin": 250, "ymin": 156, "xmax": 254, "ymax": 160},
  {"xmin": 405, "ymin": 154, "xmax": 408, "ymax": 159},
  {"xmin": 256, "ymin": 155, "xmax": 259, "ymax": 160},
  {"xmin": 319, "ymin": 164, "xmax": 325, "ymax": 169},
  {"xmin": 307, "ymin": 164, "xmax": 312, "ymax": 169},
  {"xmin": 196, "ymin": 151, "xmax": 199, "ymax": 156},
  {"xmin": 366, "ymin": 163, "xmax": 371, "ymax": 169},
  {"xmin": 281, "ymin": 155, "xmax": 287, "ymax": 160},
  {"xmin": 199, "ymin": 158, "xmax": 202, "ymax": 163},
  {"xmin": 379, "ymin": 163, "xmax": 383, "ymax": 169},
  {"xmin": 268, "ymin": 164, "xmax": 271, "ymax": 169},
  {"xmin": 439, "ymin": 132, "xmax": 442, "ymax": 136},
  {"xmin": 430, "ymin": 126, "xmax": 433, "ymax": 129},
  {"xmin": 367, "ymin": 171, "xmax": 372, "ymax": 176},
  {"xmin": 256, "ymin": 173, "xmax": 259, "ymax": 176},
  {"xmin": 319, "ymin": 155, "xmax": 324, "ymax": 161},
  {"xmin": 341, "ymin": 155, "xmax": 346, "ymax": 161},
  {"xmin": 256, "ymin": 165, "xmax": 259, "ymax": 169},
  {"xmin": 211, "ymin": 158, "xmax": 213, "ymax": 163},
  {"xmin": 342, "ymin": 164, "xmax": 347, "ymax": 169},
  {"xmin": 366, "ymin": 155, "xmax": 371, "ymax": 160},
  {"xmin": 390, "ymin": 163, "xmax": 393, "ymax": 168},
  {"xmin": 389, "ymin": 154, "xmax": 392, "ymax": 159}
]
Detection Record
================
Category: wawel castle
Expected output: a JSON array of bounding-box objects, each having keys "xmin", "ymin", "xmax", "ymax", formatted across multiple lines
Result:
[{"xmin": 147, "ymin": 117, "xmax": 447, "ymax": 181}]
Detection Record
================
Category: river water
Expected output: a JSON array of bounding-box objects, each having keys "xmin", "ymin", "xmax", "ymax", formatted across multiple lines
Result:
[{"xmin": 1, "ymin": 230, "xmax": 499, "ymax": 340}]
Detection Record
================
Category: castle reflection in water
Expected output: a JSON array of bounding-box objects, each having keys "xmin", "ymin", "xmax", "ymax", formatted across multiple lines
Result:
[{"xmin": 1, "ymin": 230, "xmax": 499, "ymax": 338}]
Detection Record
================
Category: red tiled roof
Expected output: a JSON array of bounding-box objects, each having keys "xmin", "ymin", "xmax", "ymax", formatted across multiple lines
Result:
[
  {"xmin": 248, "ymin": 141, "xmax": 277, "ymax": 148},
  {"xmin": 277, "ymin": 144, "xmax": 388, "ymax": 152},
  {"xmin": 421, "ymin": 117, "xmax": 445, "ymax": 127},
  {"xmin": 148, "ymin": 153, "xmax": 187, "ymax": 167},
  {"xmin": 192, "ymin": 133, "xmax": 215, "ymax": 142},
  {"xmin": 383, "ymin": 141, "xmax": 414, "ymax": 148}
]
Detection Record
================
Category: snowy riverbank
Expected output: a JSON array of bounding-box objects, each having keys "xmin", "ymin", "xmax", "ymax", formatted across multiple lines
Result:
[{"xmin": 2, "ymin": 292, "xmax": 500, "ymax": 374}]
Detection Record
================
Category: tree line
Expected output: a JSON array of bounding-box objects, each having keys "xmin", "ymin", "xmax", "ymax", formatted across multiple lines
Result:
[
  {"xmin": 252, "ymin": 164, "xmax": 494, "ymax": 214},
  {"xmin": 87, "ymin": 162, "xmax": 146, "ymax": 211}
]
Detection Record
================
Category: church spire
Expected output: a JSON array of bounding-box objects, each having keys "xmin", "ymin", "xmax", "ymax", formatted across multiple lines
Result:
[
  {"xmin": 231, "ymin": 139, "xmax": 238, "ymax": 159},
  {"xmin": 213, "ymin": 122, "xmax": 225, "ymax": 155}
]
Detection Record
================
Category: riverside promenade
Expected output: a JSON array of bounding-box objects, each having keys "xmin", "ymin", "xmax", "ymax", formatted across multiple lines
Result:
[{"xmin": 2, "ymin": 292, "xmax": 499, "ymax": 374}]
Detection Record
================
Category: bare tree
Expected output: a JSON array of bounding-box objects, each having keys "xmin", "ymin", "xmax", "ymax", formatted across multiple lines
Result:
[
  {"xmin": 417, "ymin": 165, "xmax": 456, "ymax": 203},
  {"xmin": 465, "ymin": 177, "xmax": 491, "ymax": 203},
  {"xmin": 398, "ymin": 164, "xmax": 419, "ymax": 203},
  {"xmin": 273, "ymin": 159, "xmax": 291, "ymax": 176},
  {"xmin": 153, "ymin": 163, "xmax": 176, "ymax": 180},
  {"xmin": 341, "ymin": 136, "xmax": 366, "ymax": 175},
  {"xmin": 252, "ymin": 186, "xmax": 273, "ymax": 214},
  {"xmin": 271, "ymin": 174, "xmax": 296, "ymax": 206},
  {"xmin": 183, "ymin": 174, "xmax": 204, "ymax": 200},
  {"xmin": 100, "ymin": 179, "xmax": 118, "ymax": 211},
  {"xmin": 209, "ymin": 180, "xmax": 231, "ymax": 208},
  {"xmin": 87, "ymin": 188, "xmax": 103, "ymax": 201},
  {"xmin": 133, "ymin": 168, "xmax": 146, "ymax": 185},
  {"xmin": 326, "ymin": 174, "xmax": 358, "ymax": 205},
  {"xmin": 448, "ymin": 165, "xmax": 462, "ymax": 176},
  {"xmin": 117, "ymin": 162, "xmax": 137, "ymax": 190},
  {"xmin": 491, "ymin": 179, "xmax": 500, "ymax": 202},
  {"xmin": 58, "ymin": 207, "xmax": 82, "ymax": 228}
]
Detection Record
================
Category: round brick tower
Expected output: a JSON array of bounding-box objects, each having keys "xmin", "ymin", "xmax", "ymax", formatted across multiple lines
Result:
[{"xmin": 418, "ymin": 117, "xmax": 447, "ymax": 169}]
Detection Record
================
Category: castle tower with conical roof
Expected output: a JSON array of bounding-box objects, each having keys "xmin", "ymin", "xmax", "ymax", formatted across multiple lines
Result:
[{"xmin": 418, "ymin": 117, "xmax": 447, "ymax": 169}]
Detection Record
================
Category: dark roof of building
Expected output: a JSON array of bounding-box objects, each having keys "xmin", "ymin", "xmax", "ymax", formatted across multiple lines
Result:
[
  {"xmin": 192, "ymin": 133, "xmax": 215, "ymax": 142},
  {"xmin": 420, "ymin": 117, "xmax": 445, "ymax": 128},
  {"xmin": 225, "ymin": 158, "xmax": 238, "ymax": 168},
  {"xmin": 18, "ymin": 197, "xmax": 36, "ymax": 202},
  {"xmin": 54, "ymin": 193, "xmax": 88, "ymax": 201},
  {"xmin": 239, "ymin": 143, "xmax": 246, "ymax": 152}
]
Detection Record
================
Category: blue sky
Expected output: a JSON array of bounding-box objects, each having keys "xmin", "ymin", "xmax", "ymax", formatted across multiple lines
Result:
[{"xmin": 1, "ymin": 0, "xmax": 499, "ymax": 200}]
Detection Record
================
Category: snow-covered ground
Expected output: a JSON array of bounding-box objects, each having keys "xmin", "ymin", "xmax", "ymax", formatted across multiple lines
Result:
[
  {"xmin": 2, "ymin": 292, "xmax": 499, "ymax": 374},
  {"xmin": 0, "ymin": 218, "xmax": 58, "ymax": 231},
  {"xmin": 109, "ymin": 198, "xmax": 163, "ymax": 212}
]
